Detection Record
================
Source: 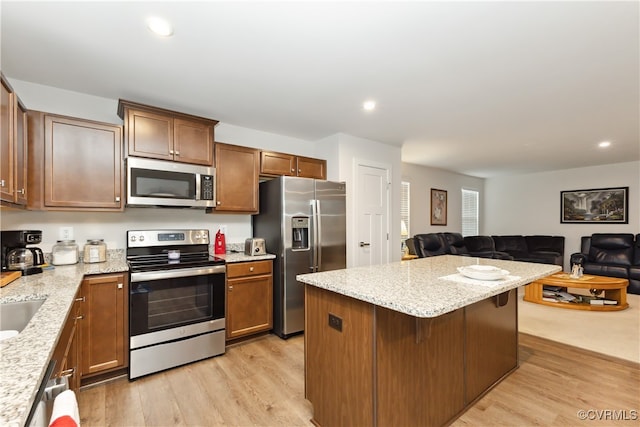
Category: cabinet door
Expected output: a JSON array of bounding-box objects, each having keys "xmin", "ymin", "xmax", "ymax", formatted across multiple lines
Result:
[
  {"xmin": 14, "ymin": 100, "xmax": 28, "ymax": 205},
  {"xmin": 260, "ymin": 151, "xmax": 295, "ymax": 176},
  {"xmin": 227, "ymin": 274, "xmax": 273, "ymax": 339},
  {"xmin": 0, "ymin": 78, "xmax": 14, "ymax": 202},
  {"xmin": 44, "ymin": 115, "xmax": 123, "ymax": 210},
  {"xmin": 81, "ymin": 273, "xmax": 128, "ymax": 376},
  {"xmin": 173, "ymin": 118, "xmax": 214, "ymax": 165},
  {"xmin": 51, "ymin": 290, "xmax": 81, "ymax": 392},
  {"xmin": 126, "ymin": 109, "xmax": 173, "ymax": 161},
  {"xmin": 296, "ymin": 156, "xmax": 326, "ymax": 180},
  {"xmin": 214, "ymin": 142, "xmax": 259, "ymax": 213}
]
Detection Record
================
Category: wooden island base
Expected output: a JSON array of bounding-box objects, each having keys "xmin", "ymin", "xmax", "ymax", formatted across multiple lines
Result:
[{"xmin": 304, "ymin": 285, "xmax": 519, "ymax": 427}]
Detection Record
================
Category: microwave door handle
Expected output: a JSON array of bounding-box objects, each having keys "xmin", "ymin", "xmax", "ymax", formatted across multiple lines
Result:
[{"xmin": 195, "ymin": 174, "xmax": 201, "ymax": 201}]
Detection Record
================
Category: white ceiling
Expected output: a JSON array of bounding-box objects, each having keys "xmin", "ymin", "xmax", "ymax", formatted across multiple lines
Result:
[{"xmin": 1, "ymin": 1, "xmax": 638, "ymax": 178}]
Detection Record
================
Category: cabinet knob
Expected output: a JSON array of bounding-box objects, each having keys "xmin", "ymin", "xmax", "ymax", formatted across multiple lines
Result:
[
  {"xmin": 17, "ymin": 188, "xmax": 25, "ymax": 195},
  {"xmin": 217, "ymin": 201, "xmax": 221, "ymax": 205},
  {"xmin": 291, "ymin": 168, "xmax": 295, "ymax": 173},
  {"xmin": 249, "ymin": 267, "xmax": 254, "ymax": 272},
  {"xmin": 115, "ymin": 196, "xmax": 121, "ymax": 202},
  {"xmin": 60, "ymin": 368, "xmax": 75, "ymax": 377},
  {"xmin": 118, "ymin": 283, "xmax": 123, "ymax": 289},
  {"xmin": 75, "ymin": 315, "xmax": 84, "ymax": 320},
  {"xmin": 0, "ymin": 180, "xmax": 4, "ymax": 187},
  {"xmin": 298, "ymin": 169, "xmax": 302, "ymax": 173},
  {"xmin": 169, "ymin": 149, "xmax": 174, "ymax": 155},
  {"xmin": 175, "ymin": 151, "xmax": 180, "ymax": 156},
  {"xmin": 228, "ymin": 285, "xmax": 233, "ymax": 291},
  {"xmin": 75, "ymin": 297, "xmax": 85, "ymax": 302}
]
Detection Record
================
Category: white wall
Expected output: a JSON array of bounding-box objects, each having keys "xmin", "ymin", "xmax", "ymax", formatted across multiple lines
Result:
[
  {"xmin": 485, "ymin": 161, "xmax": 639, "ymax": 271},
  {"xmin": 401, "ymin": 163, "xmax": 485, "ymax": 235},
  {"xmin": 334, "ymin": 133, "xmax": 403, "ymax": 265}
]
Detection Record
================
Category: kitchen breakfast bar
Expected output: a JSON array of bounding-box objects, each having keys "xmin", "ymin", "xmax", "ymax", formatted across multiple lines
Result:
[{"xmin": 297, "ymin": 255, "xmax": 561, "ymax": 427}]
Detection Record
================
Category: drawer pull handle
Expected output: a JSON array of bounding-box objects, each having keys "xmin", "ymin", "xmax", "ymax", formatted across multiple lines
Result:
[
  {"xmin": 75, "ymin": 315, "xmax": 84, "ymax": 320},
  {"xmin": 75, "ymin": 297, "xmax": 85, "ymax": 302},
  {"xmin": 60, "ymin": 368, "xmax": 74, "ymax": 377}
]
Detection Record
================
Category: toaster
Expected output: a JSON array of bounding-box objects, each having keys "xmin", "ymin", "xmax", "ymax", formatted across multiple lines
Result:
[{"xmin": 245, "ymin": 238, "xmax": 266, "ymax": 256}]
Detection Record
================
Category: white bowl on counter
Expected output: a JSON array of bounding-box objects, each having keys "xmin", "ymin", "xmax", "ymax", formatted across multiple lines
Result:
[{"xmin": 457, "ymin": 265, "xmax": 510, "ymax": 281}]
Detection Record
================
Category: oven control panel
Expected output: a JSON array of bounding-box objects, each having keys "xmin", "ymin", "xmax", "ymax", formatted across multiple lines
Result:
[{"xmin": 127, "ymin": 229, "xmax": 210, "ymax": 247}]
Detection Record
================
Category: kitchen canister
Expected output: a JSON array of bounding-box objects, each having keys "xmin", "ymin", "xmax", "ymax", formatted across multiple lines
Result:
[
  {"xmin": 83, "ymin": 239, "xmax": 107, "ymax": 263},
  {"xmin": 51, "ymin": 240, "xmax": 79, "ymax": 265}
]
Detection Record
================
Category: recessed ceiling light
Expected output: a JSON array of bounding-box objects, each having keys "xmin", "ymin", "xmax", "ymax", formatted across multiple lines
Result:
[
  {"xmin": 363, "ymin": 100, "xmax": 376, "ymax": 111},
  {"xmin": 147, "ymin": 17, "xmax": 174, "ymax": 37},
  {"xmin": 598, "ymin": 141, "xmax": 611, "ymax": 148}
]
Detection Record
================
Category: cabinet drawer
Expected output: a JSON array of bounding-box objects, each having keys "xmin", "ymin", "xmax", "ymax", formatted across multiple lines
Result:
[{"xmin": 227, "ymin": 260, "xmax": 272, "ymax": 278}]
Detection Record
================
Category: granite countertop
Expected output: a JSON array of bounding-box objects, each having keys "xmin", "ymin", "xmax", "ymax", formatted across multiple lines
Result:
[
  {"xmin": 297, "ymin": 254, "xmax": 561, "ymax": 318},
  {"xmin": 0, "ymin": 258, "xmax": 128, "ymax": 427},
  {"xmin": 216, "ymin": 252, "xmax": 276, "ymax": 263}
]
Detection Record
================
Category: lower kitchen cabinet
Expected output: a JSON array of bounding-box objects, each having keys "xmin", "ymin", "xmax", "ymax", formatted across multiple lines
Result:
[
  {"xmin": 51, "ymin": 289, "xmax": 82, "ymax": 392},
  {"xmin": 226, "ymin": 260, "xmax": 273, "ymax": 340},
  {"xmin": 80, "ymin": 273, "xmax": 128, "ymax": 380}
]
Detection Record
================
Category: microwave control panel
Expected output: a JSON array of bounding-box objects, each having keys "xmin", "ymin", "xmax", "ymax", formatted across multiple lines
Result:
[{"xmin": 201, "ymin": 175, "xmax": 214, "ymax": 200}]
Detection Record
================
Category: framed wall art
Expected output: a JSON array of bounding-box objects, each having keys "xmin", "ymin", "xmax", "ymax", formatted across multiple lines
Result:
[
  {"xmin": 561, "ymin": 187, "xmax": 628, "ymax": 224},
  {"xmin": 430, "ymin": 188, "xmax": 447, "ymax": 226}
]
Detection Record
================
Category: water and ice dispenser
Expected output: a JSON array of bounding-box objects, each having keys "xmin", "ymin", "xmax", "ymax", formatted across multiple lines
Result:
[{"xmin": 292, "ymin": 217, "xmax": 309, "ymax": 250}]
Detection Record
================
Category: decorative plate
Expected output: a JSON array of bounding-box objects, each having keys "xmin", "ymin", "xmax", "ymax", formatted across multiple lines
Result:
[{"xmin": 457, "ymin": 265, "xmax": 510, "ymax": 281}]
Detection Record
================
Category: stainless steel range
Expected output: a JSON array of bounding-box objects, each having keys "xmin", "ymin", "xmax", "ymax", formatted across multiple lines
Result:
[{"xmin": 126, "ymin": 229, "xmax": 226, "ymax": 379}]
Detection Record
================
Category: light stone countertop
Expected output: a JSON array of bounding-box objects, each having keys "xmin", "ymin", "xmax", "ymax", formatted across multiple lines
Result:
[
  {"xmin": 0, "ymin": 251, "xmax": 275, "ymax": 426},
  {"xmin": 297, "ymin": 255, "xmax": 561, "ymax": 318},
  {"xmin": 0, "ymin": 258, "xmax": 129, "ymax": 427}
]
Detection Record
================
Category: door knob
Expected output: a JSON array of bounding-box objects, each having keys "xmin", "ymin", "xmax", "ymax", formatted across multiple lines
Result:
[{"xmin": 359, "ymin": 242, "xmax": 371, "ymax": 247}]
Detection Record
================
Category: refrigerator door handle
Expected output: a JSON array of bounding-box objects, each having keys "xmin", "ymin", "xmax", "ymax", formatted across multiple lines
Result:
[
  {"xmin": 316, "ymin": 199, "xmax": 322, "ymax": 270},
  {"xmin": 311, "ymin": 199, "xmax": 319, "ymax": 272}
]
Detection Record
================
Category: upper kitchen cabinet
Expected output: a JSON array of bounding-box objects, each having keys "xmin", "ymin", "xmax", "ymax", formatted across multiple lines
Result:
[
  {"xmin": 0, "ymin": 74, "xmax": 28, "ymax": 207},
  {"xmin": 260, "ymin": 151, "xmax": 326, "ymax": 180},
  {"xmin": 213, "ymin": 142, "xmax": 260, "ymax": 213},
  {"xmin": 28, "ymin": 111, "xmax": 124, "ymax": 211},
  {"xmin": 118, "ymin": 100, "xmax": 217, "ymax": 166}
]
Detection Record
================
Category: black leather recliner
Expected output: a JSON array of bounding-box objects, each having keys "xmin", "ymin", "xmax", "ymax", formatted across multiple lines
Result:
[
  {"xmin": 413, "ymin": 233, "xmax": 448, "ymax": 257},
  {"xmin": 570, "ymin": 233, "xmax": 639, "ymax": 295},
  {"xmin": 441, "ymin": 232, "xmax": 470, "ymax": 256}
]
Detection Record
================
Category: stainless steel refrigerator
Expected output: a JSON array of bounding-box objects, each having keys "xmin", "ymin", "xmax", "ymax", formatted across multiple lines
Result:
[{"xmin": 253, "ymin": 176, "xmax": 346, "ymax": 338}]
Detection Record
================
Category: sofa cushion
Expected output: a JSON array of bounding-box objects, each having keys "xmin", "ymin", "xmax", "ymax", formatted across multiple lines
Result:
[
  {"xmin": 634, "ymin": 234, "xmax": 640, "ymax": 266},
  {"xmin": 442, "ymin": 232, "xmax": 469, "ymax": 255},
  {"xmin": 525, "ymin": 235, "xmax": 564, "ymax": 254},
  {"xmin": 588, "ymin": 234, "xmax": 634, "ymax": 266},
  {"xmin": 493, "ymin": 235, "xmax": 528, "ymax": 253},
  {"xmin": 584, "ymin": 264, "xmax": 629, "ymax": 279}
]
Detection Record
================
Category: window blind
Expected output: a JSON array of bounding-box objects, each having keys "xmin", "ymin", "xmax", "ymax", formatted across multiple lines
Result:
[
  {"xmin": 461, "ymin": 189, "xmax": 479, "ymax": 237},
  {"xmin": 400, "ymin": 182, "xmax": 410, "ymax": 238}
]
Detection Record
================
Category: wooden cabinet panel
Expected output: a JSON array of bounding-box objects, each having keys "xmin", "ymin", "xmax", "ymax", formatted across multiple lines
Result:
[
  {"xmin": 0, "ymin": 74, "xmax": 28, "ymax": 206},
  {"xmin": 260, "ymin": 150, "xmax": 326, "ymax": 180},
  {"xmin": 0, "ymin": 77, "xmax": 13, "ymax": 202},
  {"xmin": 226, "ymin": 260, "xmax": 273, "ymax": 340},
  {"xmin": 126, "ymin": 109, "xmax": 173, "ymax": 161},
  {"xmin": 296, "ymin": 156, "xmax": 326, "ymax": 180},
  {"xmin": 260, "ymin": 151, "xmax": 295, "ymax": 176},
  {"xmin": 52, "ymin": 289, "xmax": 82, "ymax": 392},
  {"xmin": 80, "ymin": 273, "xmax": 128, "ymax": 377},
  {"xmin": 465, "ymin": 289, "xmax": 518, "ymax": 403},
  {"xmin": 174, "ymin": 118, "xmax": 214, "ymax": 165},
  {"xmin": 43, "ymin": 115, "xmax": 123, "ymax": 210},
  {"xmin": 14, "ymin": 101, "xmax": 28, "ymax": 205},
  {"xmin": 214, "ymin": 142, "xmax": 259, "ymax": 213},
  {"xmin": 119, "ymin": 100, "xmax": 216, "ymax": 166}
]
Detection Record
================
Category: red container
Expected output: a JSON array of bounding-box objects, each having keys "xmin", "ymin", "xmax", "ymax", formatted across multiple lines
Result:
[{"xmin": 214, "ymin": 229, "xmax": 226, "ymax": 255}]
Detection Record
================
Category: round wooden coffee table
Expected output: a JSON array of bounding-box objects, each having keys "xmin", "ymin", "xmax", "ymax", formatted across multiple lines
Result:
[{"xmin": 524, "ymin": 273, "xmax": 629, "ymax": 311}]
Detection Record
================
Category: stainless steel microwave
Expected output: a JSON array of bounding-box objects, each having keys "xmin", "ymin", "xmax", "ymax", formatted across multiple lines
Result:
[{"xmin": 126, "ymin": 157, "xmax": 215, "ymax": 208}]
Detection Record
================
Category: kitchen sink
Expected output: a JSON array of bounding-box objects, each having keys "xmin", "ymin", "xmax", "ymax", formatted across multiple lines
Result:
[{"xmin": 0, "ymin": 299, "xmax": 46, "ymax": 333}]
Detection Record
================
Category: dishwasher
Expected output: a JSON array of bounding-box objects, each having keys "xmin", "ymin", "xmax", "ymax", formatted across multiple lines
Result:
[{"xmin": 25, "ymin": 360, "xmax": 71, "ymax": 427}]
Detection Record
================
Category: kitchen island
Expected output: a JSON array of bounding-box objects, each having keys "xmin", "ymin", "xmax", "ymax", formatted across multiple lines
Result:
[{"xmin": 297, "ymin": 255, "xmax": 561, "ymax": 427}]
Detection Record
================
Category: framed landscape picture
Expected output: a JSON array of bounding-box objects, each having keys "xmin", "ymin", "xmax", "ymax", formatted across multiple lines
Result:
[
  {"xmin": 561, "ymin": 187, "xmax": 628, "ymax": 224},
  {"xmin": 431, "ymin": 188, "xmax": 447, "ymax": 225}
]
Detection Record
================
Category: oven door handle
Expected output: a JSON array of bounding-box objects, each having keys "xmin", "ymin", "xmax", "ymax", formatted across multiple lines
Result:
[{"xmin": 130, "ymin": 265, "xmax": 226, "ymax": 282}]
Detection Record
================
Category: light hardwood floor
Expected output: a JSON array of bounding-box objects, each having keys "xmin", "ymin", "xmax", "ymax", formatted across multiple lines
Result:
[{"xmin": 79, "ymin": 333, "xmax": 639, "ymax": 426}]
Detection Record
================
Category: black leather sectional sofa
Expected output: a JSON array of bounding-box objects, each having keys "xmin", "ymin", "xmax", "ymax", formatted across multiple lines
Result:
[
  {"xmin": 410, "ymin": 233, "xmax": 564, "ymax": 266},
  {"xmin": 570, "ymin": 233, "xmax": 640, "ymax": 295}
]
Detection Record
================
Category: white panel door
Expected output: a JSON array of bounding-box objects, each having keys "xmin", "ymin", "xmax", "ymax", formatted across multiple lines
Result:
[{"xmin": 356, "ymin": 164, "xmax": 389, "ymax": 267}]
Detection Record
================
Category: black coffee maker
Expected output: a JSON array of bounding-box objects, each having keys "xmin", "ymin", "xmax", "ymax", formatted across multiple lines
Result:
[{"xmin": 1, "ymin": 230, "xmax": 45, "ymax": 276}]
